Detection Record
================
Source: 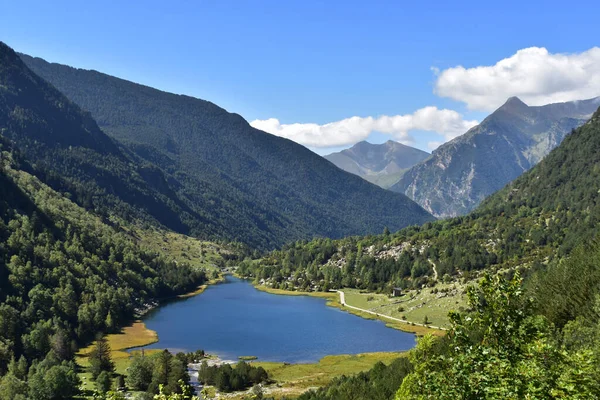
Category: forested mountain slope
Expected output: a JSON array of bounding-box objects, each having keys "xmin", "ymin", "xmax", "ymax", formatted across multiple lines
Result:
[
  {"xmin": 20, "ymin": 53, "xmax": 433, "ymax": 249},
  {"xmin": 0, "ymin": 42, "xmax": 235, "ymax": 397},
  {"xmin": 0, "ymin": 136, "xmax": 207, "ymax": 395},
  {"xmin": 324, "ymin": 140, "xmax": 429, "ymax": 188},
  {"xmin": 0, "ymin": 42, "xmax": 201, "ymax": 236},
  {"xmin": 240, "ymin": 107, "xmax": 600, "ymax": 292},
  {"xmin": 392, "ymin": 96, "xmax": 599, "ymax": 218}
]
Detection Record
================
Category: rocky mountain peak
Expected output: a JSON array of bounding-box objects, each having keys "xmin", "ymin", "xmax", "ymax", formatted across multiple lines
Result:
[
  {"xmin": 324, "ymin": 140, "xmax": 429, "ymax": 188},
  {"xmin": 392, "ymin": 97, "xmax": 598, "ymax": 218},
  {"xmin": 498, "ymin": 96, "xmax": 530, "ymax": 114}
]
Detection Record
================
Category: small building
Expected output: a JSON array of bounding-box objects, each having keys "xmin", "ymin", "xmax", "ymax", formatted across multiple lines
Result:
[{"xmin": 392, "ymin": 287, "xmax": 403, "ymax": 297}]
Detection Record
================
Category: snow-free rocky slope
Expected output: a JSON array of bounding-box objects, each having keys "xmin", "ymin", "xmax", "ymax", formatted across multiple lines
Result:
[
  {"xmin": 392, "ymin": 96, "xmax": 600, "ymax": 218},
  {"xmin": 325, "ymin": 140, "xmax": 429, "ymax": 188}
]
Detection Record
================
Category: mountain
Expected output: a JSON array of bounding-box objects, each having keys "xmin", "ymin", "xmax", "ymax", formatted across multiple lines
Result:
[
  {"xmin": 0, "ymin": 133, "xmax": 208, "ymax": 378},
  {"xmin": 289, "ymin": 107, "xmax": 600, "ymax": 400},
  {"xmin": 0, "ymin": 42, "xmax": 206, "ymax": 235},
  {"xmin": 324, "ymin": 140, "xmax": 429, "ymax": 188},
  {"xmin": 239, "ymin": 106, "xmax": 600, "ymax": 292},
  {"xmin": 19, "ymin": 51, "xmax": 433, "ymax": 248},
  {"xmin": 0, "ymin": 44, "xmax": 234, "ymax": 390},
  {"xmin": 391, "ymin": 96, "xmax": 600, "ymax": 218}
]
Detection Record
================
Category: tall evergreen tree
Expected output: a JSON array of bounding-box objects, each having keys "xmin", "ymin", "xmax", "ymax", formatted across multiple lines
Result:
[{"xmin": 89, "ymin": 336, "xmax": 114, "ymax": 380}]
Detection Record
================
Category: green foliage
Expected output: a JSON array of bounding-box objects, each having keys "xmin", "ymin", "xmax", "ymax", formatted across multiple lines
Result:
[
  {"xmin": 0, "ymin": 42, "xmax": 195, "ymax": 238},
  {"xmin": 127, "ymin": 351, "xmax": 192, "ymax": 395},
  {"xmin": 528, "ymin": 240, "xmax": 600, "ymax": 329},
  {"xmin": 396, "ymin": 273, "xmax": 600, "ymax": 399},
  {"xmin": 27, "ymin": 354, "xmax": 80, "ymax": 400},
  {"xmin": 96, "ymin": 371, "xmax": 112, "ymax": 394},
  {"xmin": 0, "ymin": 372, "xmax": 27, "ymax": 400},
  {"xmin": 89, "ymin": 336, "xmax": 115, "ymax": 380},
  {"xmin": 0, "ymin": 158, "xmax": 206, "ymax": 374},
  {"xmin": 93, "ymin": 391, "xmax": 127, "ymax": 400},
  {"xmin": 153, "ymin": 380, "xmax": 198, "ymax": 400},
  {"xmin": 114, "ymin": 374, "xmax": 125, "ymax": 390},
  {"xmin": 174, "ymin": 350, "xmax": 205, "ymax": 365},
  {"xmin": 197, "ymin": 361, "xmax": 268, "ymax": 393},
  {"xmin": 126, "ymin": 354, "xmax": 154, "ymax": 391},
  {"xmin": 0, "ymin": 128, "xmax": 206, "ymax": 400},
  {"xmin": 243, "ymin": 107, "xmax": 600, "ymax": 293},
  {"xmin": 298, "ymin": 358, "xmax": 412, "ymax": 400}
]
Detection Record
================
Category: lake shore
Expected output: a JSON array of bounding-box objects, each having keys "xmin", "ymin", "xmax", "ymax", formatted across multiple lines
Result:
[
  {"xmin": 93, "ymin": 274, "xmax": 432, "ymax": 361},
  {"xmin": 192, "ymin": 351, "xmax": 406, "ymax": 399},
  {"xmin": 252, "ymin": 283, "xmax": 444, "ymax": 337},
  {"xmin": 78, "ymin": 275, "xmax": 416, "ymax": 397},
  {"xmin": 176, "ymin": 275, "xmax": 227, "ymax": 299},
  {"xmin": 131, "ymin": 274, "xmax": 227, "ymax": 340},
  {"xmin": 79, "ymin": 275, "xmax": 227, "ymax": 364}
]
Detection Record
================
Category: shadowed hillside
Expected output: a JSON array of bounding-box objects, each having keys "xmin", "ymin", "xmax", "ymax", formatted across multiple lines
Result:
[{"xmin": 20, "ymin": 52, "xmax": 434, "ymax": 249}]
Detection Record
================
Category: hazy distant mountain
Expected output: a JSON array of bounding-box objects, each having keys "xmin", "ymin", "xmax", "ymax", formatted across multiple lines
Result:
[
  {"xmin": 391, "ymin": 96, "xmax": 600, "ymax": 218},
  {"xmin": 20, "ymin": 52, "xmax": 433, "ymax": 248},
  {"xmin": 325, "ymin": 140, "xmax": 430, "ymax": 188}
]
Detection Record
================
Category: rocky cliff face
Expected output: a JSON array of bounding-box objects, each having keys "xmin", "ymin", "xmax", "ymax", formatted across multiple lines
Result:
[
  {"xmin": 391, "ymin": 96, "xmax": 600, "ymax": 218},
  {"xmin": 325, "ymin": 140, "xmax": 430, "ymax": 188}
]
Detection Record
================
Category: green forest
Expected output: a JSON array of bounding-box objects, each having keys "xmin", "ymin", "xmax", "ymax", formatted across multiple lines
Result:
[
  {"xmin": 0, "ymin": 140, "xmax": 208, "ymax": 398},
  {"xmin": 236, "ymin": 109, "xmax": 600, "ymax": 398},
  {"xmin": 295, "ymin": 239, "xmax": 600, "ymax": 399}
]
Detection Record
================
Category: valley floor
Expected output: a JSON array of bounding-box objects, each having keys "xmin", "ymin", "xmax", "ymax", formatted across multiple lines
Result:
[
  {"xmin": 233, "ymin": 352, "xmax": 405, "ymax": 399},
  {"xmin": 76, "ymin": 315, "xmax": 405, "ymax": 399},
  {"xmin": 74, "ymin": 270, "xmax": 463, "ymax": 398},
  {"xmin": 75, "ymin": 277, "xmax": 429, "ymax": 398}
]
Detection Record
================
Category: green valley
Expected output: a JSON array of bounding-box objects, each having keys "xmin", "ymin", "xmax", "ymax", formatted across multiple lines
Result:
[{"xmin": 2, "ymin": 9, "xmax": 600, "ymax": 400}]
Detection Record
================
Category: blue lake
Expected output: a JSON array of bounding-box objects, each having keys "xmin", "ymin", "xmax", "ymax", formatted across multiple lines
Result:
[{"xmin": 136, "ymin": 276, "xmax": 416, "ymax": 363}]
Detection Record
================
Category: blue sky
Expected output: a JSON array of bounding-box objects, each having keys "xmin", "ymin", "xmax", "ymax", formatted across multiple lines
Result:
[{"xmin": 2, "ymin": 0, "xmax": 599, "ymax": 154}]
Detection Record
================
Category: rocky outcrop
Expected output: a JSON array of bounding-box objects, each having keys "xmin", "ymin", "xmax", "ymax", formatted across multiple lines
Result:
[{"xmin": 391, "ymin": 96, "xmax": 600, "ymax": 218}]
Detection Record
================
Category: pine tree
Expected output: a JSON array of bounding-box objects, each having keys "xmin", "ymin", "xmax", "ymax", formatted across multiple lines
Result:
[
  {"xmin": 105, "ymin": 312, "xmax": 115, "ymax": 332},
  {"xmin": 89, "ymin": 336, "xmax": 114, "ymax": 380}
]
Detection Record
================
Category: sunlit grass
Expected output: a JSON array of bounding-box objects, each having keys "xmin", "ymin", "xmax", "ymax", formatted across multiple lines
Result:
[
  {"xmin": 77, "ymin": 321, "xmax": 158, "ymax": 360},
  {"xmin": 255, "ymin": 283, "xmax": 445, "ymax": 335},
  {"xmin": 343, "ymin": 281, "xmax": 469, "ymax": 329},
  {"xmin": 123, "ymin": 225, "xmax": 229, "ymax": 272},
  {"xmin": 248, "ymin": 352, "xmax": 405, "ymax": 398}
]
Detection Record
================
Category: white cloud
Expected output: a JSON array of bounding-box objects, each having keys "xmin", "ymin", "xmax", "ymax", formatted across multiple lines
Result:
[
  {"xmin": 435, "ymin": 47, "xmax": 600, "ymax": 111},
  {"xmin": 250, "ymin": 107, "xmax": 478, "ymax": 148}
]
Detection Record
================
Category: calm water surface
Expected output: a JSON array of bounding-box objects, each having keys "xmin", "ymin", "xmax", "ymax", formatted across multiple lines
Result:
[{"xmin": 136, "ymin": 276, "xmax": 416, "ymax": 363}]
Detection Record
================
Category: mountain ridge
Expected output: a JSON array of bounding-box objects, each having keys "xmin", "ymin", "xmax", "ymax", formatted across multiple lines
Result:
[
  {"xmin": 0, "ymin": 42, "xmax": 199, "ymax": 233},
  {"xmin": 391, "ymin": 96, "xmax": 599, "ymax": 218},
  {"xmin": 324, "ymin": 140, "xmax": 429, "ymax": 188},
  {"xmin": 19, "ymin": 50, "xmax": 434, "ymax": 248}
]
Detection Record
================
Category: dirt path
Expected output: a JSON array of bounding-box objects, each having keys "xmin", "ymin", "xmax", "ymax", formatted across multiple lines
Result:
[
  {"xmin": 428, "ymin": 259, "xmax": 438, "ymax": 281},
  {"xmin": 336, "ymin": 291, "xmax": 446, "ymax": 331}
]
